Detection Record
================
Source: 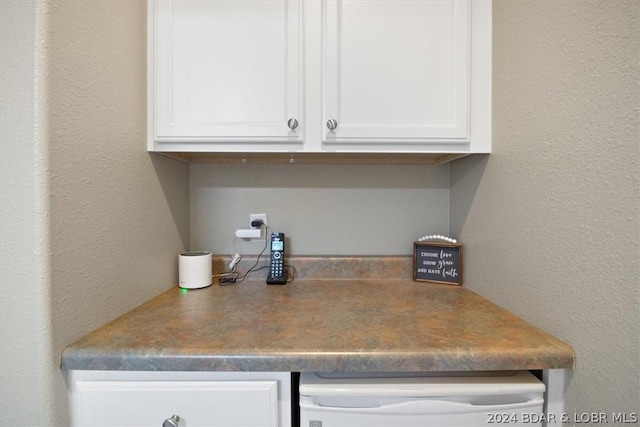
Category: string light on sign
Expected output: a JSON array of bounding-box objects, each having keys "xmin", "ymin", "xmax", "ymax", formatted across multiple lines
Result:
[{"xmin": 417, "ymin": 235, "xmax": 458, "ymax": 244}]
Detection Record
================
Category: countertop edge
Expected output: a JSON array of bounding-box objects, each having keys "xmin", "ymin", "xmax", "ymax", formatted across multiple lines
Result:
[{"xmin": 61, "ymin": 349, "xmax": 575, "ymax": 372}]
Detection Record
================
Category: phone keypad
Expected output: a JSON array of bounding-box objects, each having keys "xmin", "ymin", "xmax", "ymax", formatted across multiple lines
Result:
[{"xmin": 271, "ymin": 259, "xmax": 283, "ymax": 277}]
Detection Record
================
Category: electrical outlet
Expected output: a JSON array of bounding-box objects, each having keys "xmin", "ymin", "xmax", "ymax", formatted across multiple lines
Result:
[
  {"xmin": 249, "ymin": 213, "xmax": 267, "ymax": 242},
  {"xmin": 249, "ymin": 213, "xmax": 267, "ymax": 228}
]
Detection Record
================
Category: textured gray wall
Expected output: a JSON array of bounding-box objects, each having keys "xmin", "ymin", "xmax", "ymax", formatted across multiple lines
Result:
[
  {"xmin": 1, "ymin": 0, "xmax": 190, "ymax": 425},
  {"xmin": 1, "ymin": 1, "xmax": 52, "ymax": 426},
  {"xmin": 451, "ymin": 0, "xmax": 639, "ymax": 419},
  {"xmin": 46, "ymin": 1, "xmax": 189, "ymax": 424},
  {"xmin": 190, "ymin": 163, "xmax": 450, "ymax": 256}
]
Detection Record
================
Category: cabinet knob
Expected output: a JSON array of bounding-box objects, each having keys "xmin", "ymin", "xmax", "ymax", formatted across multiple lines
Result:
[
  {"xmin": 287, "ymin": 118, "xmax": 298, "ymax": 130},
  {"xmin": 163, "ymin": 415, "xmax": 180, "ymax": 427},
  {"xmin": 326, "ymin": 119, "xmax": 338, "ymax": 130}
]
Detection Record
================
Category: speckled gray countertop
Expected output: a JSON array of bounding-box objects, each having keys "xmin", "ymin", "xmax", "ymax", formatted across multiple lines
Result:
[{"xmin": 61, "ymin": 257, "xmax": 574, "ymax": 372}]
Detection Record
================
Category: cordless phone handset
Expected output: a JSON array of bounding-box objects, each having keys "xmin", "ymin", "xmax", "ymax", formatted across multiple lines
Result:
[{"xmin": 266, "ymin": 232, "xmax": 287, "ymax": 285}]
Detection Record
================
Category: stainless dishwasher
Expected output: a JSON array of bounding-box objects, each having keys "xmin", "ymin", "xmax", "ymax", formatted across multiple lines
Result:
[{"xmin": 299, "ymin": 371, "xmax": 545, "ymax": 427}]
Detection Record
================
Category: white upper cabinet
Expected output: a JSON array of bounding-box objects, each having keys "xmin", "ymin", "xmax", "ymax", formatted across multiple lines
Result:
[
  {"xmin": 150, "ymin": 0, "xmax": 303, "ymax": 151},
  {"xmin": 148, "ymin": 0, "xmax": 491, "ymax": 160}
]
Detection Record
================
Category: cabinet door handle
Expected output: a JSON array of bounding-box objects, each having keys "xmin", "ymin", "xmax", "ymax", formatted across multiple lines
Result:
[
  {"xmin": 287, "ymin": 118, "xmax": 298, "ymax": 130},
  {"xmin": 326, "ymin": 119, "xmax": 338, "ymax": 130},
  {"xmin": 163, "ymin": 415, "xmax": 180, "ymax": 427}
]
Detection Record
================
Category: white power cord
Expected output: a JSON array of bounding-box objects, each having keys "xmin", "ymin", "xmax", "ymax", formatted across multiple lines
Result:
[{"xmin": 228, "ymin": 253, "xmax": 242, "ymax": 271}]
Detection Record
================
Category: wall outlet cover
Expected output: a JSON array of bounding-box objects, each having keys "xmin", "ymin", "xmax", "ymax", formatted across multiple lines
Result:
[{"xmin": 249, "ymin": 213, "xmax": 267, "ymax": 228}]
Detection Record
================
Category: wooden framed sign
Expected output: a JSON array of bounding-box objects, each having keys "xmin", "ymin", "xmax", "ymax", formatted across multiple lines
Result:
[{"xmin": 413, "ymin": 241, "xmax": 463, "ymax": 285}]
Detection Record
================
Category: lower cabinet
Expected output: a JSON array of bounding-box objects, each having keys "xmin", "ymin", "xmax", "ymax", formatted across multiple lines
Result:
[{"xmin": 67, "ymin": 371, "xmax": 291, "ymax": 427}]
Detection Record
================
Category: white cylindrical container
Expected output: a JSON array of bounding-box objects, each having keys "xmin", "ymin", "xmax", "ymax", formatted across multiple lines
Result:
[{"xmin": 178, "ymin": 251, "xmax": 212, "ymax": 289}]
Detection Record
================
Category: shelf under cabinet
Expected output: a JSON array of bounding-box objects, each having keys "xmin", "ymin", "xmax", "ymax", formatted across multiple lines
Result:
[{"xmin": 157, "ymin": 152, "xmax": 474, "ymax": 166}]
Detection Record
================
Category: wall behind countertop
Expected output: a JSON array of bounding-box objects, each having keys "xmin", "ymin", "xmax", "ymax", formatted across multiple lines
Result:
[
  {"xmin": 190, "ymin": 163, "xmax": 450, "ymax": 256},
  {"xmin": 451, "ymin": 0, "xmax": 639, "ymax": 419}
]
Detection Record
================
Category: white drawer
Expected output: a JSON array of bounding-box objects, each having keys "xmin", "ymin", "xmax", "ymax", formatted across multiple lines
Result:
[{"xmin": 68, "ymin": 371, "xmax": 291, "ymax": 427}]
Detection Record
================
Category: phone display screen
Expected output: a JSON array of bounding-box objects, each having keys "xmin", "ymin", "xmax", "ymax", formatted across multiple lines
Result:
[{"xmin": 271, "ymin": 240, "xmax": 283, "ymax": 251}]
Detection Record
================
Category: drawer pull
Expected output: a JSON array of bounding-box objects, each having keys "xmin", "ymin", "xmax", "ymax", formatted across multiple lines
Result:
[
  {"xmin": 287, "ymin": 118, "xmax": 299, "ymax": 130},
  {"xmin": 326, "ymin": 119, "xmax": 338, "ymax": 130},
  {"xmin": 163, "ymin": 415, "xmax": 180, "ymax": 427}
]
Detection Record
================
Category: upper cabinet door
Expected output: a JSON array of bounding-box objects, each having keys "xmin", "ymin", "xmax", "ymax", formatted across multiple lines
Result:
[
  {"xmin": 322, "ymin": 0, "xmax": 478, "ymax": 149},
  {"xmin": 150, "ymin": 0, "xmax": 303, "ymax": 149},
  {"xmin": 148, "ymin": 0, "xmax": 491, "ymax": 159}
]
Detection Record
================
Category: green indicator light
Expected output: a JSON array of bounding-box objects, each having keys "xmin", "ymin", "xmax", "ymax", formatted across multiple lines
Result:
[{"xmin": 180, "ymin": 288, "xmax": 187, "ymax": 294}]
